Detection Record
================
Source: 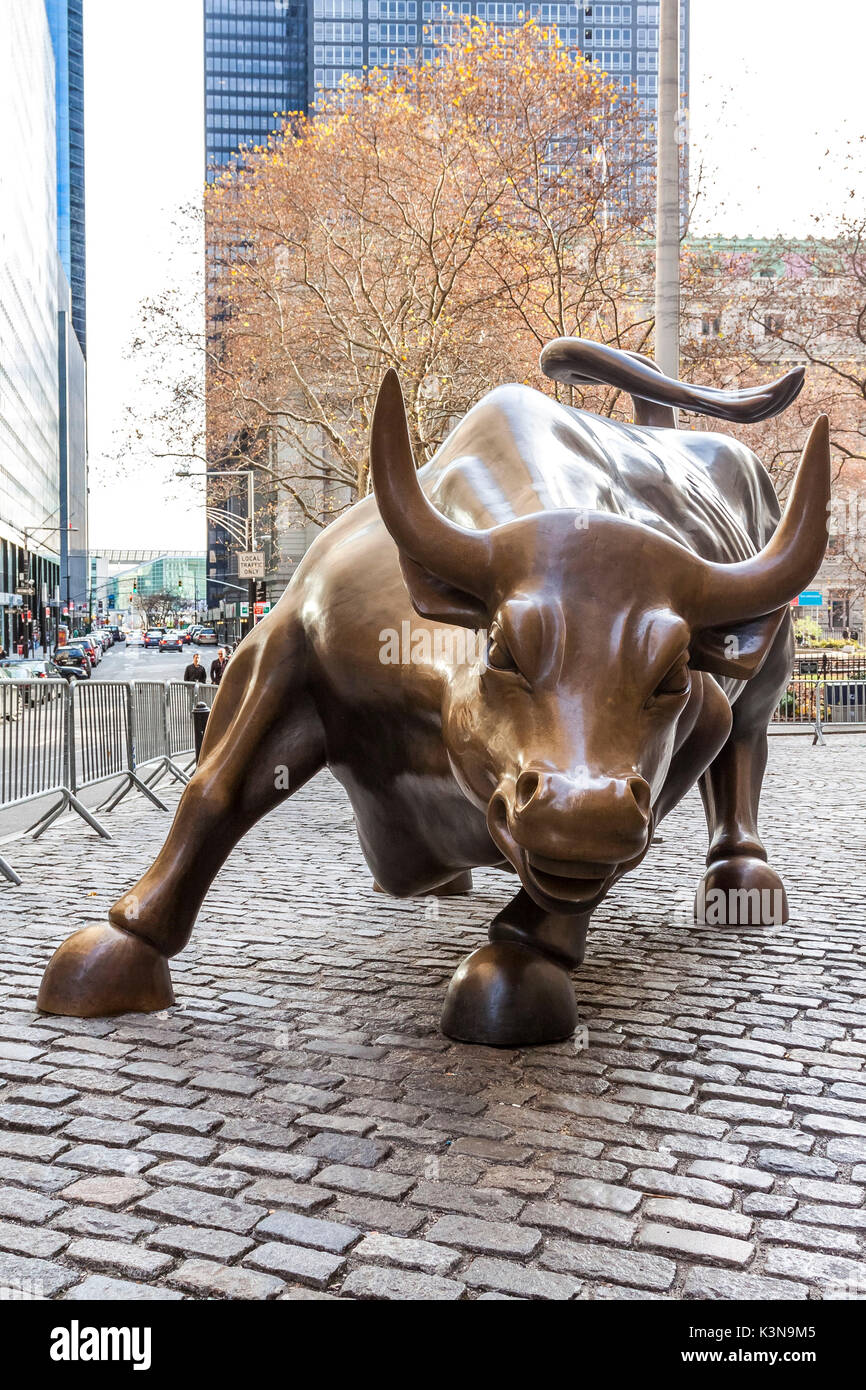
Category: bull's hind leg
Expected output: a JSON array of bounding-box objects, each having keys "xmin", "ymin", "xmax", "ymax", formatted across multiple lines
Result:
[
  {"xmin": 695, "ymin": 674, "xmax": 788, "ymax": 928},
  {"xmin": 37, "ymin": 611, "xmax": 325, "ymax": 1016},
  {"xmin": 441, "ymin": 889, "xmax": 584, "ymax": 1046}
]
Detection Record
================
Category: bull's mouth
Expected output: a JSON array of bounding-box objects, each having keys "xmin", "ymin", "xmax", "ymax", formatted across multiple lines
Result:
[
  {"xmin": 523, "ymin": 856, "xmax": 613, "ymax": 907},
  {"xmin": 486, "ymin": 794, "xmax": 652, "ymax": 913}
]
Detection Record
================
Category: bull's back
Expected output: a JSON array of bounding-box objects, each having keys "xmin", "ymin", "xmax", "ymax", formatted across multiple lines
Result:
[
  {"xmin": 289, "ymin": 383, "xmax": 783, "ymax": 664},
  {"xmin": 423, "ymin": 385, "xmax": 780, "ymax": 565}
]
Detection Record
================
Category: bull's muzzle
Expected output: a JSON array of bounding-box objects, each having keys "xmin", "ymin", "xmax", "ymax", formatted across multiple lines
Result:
[{"xmin": 488, "ymin": 769, "xmax": 653, "ymax": 910}]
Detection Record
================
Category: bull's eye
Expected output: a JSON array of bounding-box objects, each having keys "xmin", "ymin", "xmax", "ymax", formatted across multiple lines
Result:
[
  {"xmin": 649, "ymin": 657, "xmax": 690, "ymax": 704},
  {"xmin": 485, "ymin": 629, "xmax": 518, "ymax": 674}
]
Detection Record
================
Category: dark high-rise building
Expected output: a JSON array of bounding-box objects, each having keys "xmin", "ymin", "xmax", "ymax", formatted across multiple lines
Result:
[
  {"xmin": 45, "ymin": 0, "xmax": 86, "ymax": 355},
  {"xmin": 204, "ymin": 0, "xmax": 311, "ymax": 177},
  {"xmin": 204, "ymin": 3, "xmax": 689, "ymax": 176}
]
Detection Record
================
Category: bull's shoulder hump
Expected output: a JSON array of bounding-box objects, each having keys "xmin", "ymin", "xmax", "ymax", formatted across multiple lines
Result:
[{"xmin": 671, "ymin": 428, "xmax": 781, "ymax": 523}]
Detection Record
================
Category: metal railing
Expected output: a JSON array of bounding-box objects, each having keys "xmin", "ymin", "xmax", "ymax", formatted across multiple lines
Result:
[
  {"xmin": 132, "ymin": 680, "xmax": 218, "ymax": 789},
  {"xmin": 166, "ymin": 681, "xmax": 217, "ymax": 769},
  {"xmin": 795, "ymin": 653, "xmax": 866, "ymax": 680},
  {"xmin": 70, "ymin": 681, "xmax": 168, "ymax": 816},
  {"xmin": 0, "ymin": 680, "xmax": 111, "ymax": 884},
  {"xmin": 771, "ymin": 676, "xmax": 866, "ymax": 742},
  {"xmin": 0, "ymin": 679, "xmax": 216, "ymax": 885}
]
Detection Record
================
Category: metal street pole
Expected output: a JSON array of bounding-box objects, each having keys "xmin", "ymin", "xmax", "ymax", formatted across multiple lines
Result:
[
  {"xmin": 246, "ymin": 469, "xmax": 256, "ymax": 642},
  {"xmin": 177, "ymin": 468, "xmax": 257, "ymax": 643},
  {"xmin": 655, "ymin": 0, "xmax": 680, "ymax": 380}
]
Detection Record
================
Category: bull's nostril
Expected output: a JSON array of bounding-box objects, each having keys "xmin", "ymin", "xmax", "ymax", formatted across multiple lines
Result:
[
  {"xmin": 627, "ymin": 776, "xmax": 652, "ymax": 821},
  {"xmin": 514, "ymin": 771, "xmax": 541, "ymax": 813}
]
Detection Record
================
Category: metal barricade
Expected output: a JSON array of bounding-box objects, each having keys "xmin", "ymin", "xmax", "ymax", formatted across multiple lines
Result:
[
  {"xmin": 69, "ymin": 681, "xmax": 167, "ymax": 814},
  {"xmin": 130, "ymin": 680, "xmax": 186, "ymax": 790},
  {"xmin": 0, "ymin": 680, "xmax": 109, "ymax": 884},
  {"xmin": 166, "ymin": 681, "xmax": 217, "ymax": 771},
  {"xmin": 823, "ymin": 679, "xmax": 866, "ymax": 727},
  {"xmin": 132, "ymin": 680, "xmax": 167, "ymax": 768},
  {"xmin": 770, "ymin": 675, "xmax": 866, "ymax": 742},
  {"xmin": 771, "ymin": 677, "xmax": 820, "ymax": 729}
]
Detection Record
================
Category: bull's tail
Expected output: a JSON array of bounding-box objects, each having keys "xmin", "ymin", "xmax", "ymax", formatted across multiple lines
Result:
[{"xmin": 540, "ymin": 337, "xmax": 805, "ymax": 429}]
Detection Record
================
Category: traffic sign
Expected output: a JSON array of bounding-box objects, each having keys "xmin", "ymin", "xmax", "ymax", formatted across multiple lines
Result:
[
  {"xmin": 239, "ymin": 602, "xmax": 250, "ymax": 618},
  {"xmin": 237, "ymin": 551, "xmax": 265, "ymax": 579},
  {"xmin": 796, "ymin": 590, "xmax": 823, "ymax": 607}
]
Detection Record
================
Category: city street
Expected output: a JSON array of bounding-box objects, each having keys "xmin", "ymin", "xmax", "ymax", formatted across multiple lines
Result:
[
  {"xmin": 64, "ymin": 640, "xmax": 214, "ymax": 684},
  {"xmin": 0, "ymin": 732, "xmax": 863, "ymax": 1301}
]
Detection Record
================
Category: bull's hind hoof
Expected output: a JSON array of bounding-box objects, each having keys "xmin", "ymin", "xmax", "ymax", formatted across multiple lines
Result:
[
  {"xmin": 695, "ymin": 857, "xmax": 789, "ymax": 927},
  {"xmin": 37, "ymin": 922, "xmax": 174, "ymax": 1018},
  {"xmin": 441, "ymin": 941, "xmax": 577, "ymax": 1047}
]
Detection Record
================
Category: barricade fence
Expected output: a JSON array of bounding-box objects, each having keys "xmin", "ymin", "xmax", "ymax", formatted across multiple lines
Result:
[
  {"xmin": 166, "ymin": 681, "xmax": 217, "ymax": 763},
  {"xmin": 0, "ymin": 680, "xmax": 217, "ymax": 884},
  {"xmin": 770, "ymin": 677, "xmax": 866, "ymax": 740}
]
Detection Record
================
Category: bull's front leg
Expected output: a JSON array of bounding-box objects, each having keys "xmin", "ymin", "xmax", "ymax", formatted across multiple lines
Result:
[
  {"xmin": 695, "ymin": 717, "xmax": 788, "ymax": 926},
  {"xmin": 441, "ymin": 888, "xmax": 585, "ymax": 1046},
  {"xmin": 37, "ymin": 612, "xmax": 326, "ymax": 1017}
]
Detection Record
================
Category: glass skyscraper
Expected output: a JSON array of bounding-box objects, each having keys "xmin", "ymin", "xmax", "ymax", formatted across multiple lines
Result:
[
  {"xmin": 205, "ymin": 0, "xmax": 310, "ymax": 175},
  {"xmin": 45, "ymin": 0, "xmax": 86, "ymax": 356},
  {"xmin": 204, "ymin": 2, "xmax": 688, "ymax": 173},
  {"xmin": 0, "ymin": 0, "xmax": 87, "ymax": 653}
]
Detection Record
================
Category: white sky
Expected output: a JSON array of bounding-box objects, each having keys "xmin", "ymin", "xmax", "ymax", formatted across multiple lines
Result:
[{"xmin": 83, "ymin": 0, "xmax": 866, "ymax": 550}]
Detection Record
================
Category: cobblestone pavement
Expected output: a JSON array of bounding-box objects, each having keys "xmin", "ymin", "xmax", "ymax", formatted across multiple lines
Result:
[{"xmin": 1, "ymin": 734, "xmax": 864, "ymax": 1301}]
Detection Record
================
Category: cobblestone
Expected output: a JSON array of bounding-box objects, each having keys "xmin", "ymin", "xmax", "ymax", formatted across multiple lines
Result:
[
  {"xmin": 425, "ymin": 1214, "xmax": 541, "ymax": 1256},
  {"xmin": 244, "ymin": 1240, "xmax": 345, "ymax": 1288},
  {"xmin": 63, "ymin": 1274, "xmax": 184, "ymax": 1300},
  {"xmin": 341, "ymin": 1264, "xmax": 465, "ymax": 1300},
  {"xmin": 254, "ymin": 1210, "xmax": 360, "ymax": 1253},
  {"xmin": 1, "ymin": 739, "xmax": 864, "ymax": 1300}
]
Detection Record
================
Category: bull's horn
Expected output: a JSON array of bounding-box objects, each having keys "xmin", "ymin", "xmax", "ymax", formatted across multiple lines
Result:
[
  {"xmin": 369, "ymin": 369, "xmax": 491, "ymax": 594},
  {"xmin": 693, "ymin": 415, "xmax": 831, "ymax": 627}
]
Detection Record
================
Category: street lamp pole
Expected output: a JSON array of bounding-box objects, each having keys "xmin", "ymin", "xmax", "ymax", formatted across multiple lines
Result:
[
  {"xmin": 655, "ymin": 0, "xmax": 680, "ymax": 380},
  {"xmin": 177, "ymin": 468, "xmax": 257, "ymax": 642}
]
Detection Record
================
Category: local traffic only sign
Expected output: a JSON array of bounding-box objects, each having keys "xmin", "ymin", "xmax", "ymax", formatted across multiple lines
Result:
[{"xmin": 237, "ymin": 552, "xmax": 265, "ymax": 579}]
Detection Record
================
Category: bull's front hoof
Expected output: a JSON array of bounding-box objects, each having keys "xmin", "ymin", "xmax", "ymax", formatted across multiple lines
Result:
[
  {"xmin": 441, "ymin": 941, "xmax": 578, "ymax": 1047},
  {"xmin": 695, "ymin": 857, "xmax": 789, "ymax": 927},
  {"xmin": 37, "ymin": 922, "xmax": 175, "ymax": 1018}
]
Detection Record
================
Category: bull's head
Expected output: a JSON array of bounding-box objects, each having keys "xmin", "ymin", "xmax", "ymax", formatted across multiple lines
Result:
[{"xmin": 370, "ymin": 370, "xmax": 830, "ymax": 914}]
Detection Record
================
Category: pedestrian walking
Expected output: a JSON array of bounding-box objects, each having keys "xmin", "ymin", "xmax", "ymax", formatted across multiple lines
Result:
[
  {"xmin": 183, "ymin": 652, "xmax": 207, "ymax": 684},
  {"xmin": 210, "ymin": 649, "xmax": 228, "ymax": 686}
]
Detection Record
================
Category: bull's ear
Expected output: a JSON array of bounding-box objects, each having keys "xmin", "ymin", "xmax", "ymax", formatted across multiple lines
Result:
[
  {"xmin": 398, "ymin": 556, "xmax": 488, "ymax": 629},
  {"xmin": 689, "ymin": 607, "xmax": 787, "ymax": 679}
]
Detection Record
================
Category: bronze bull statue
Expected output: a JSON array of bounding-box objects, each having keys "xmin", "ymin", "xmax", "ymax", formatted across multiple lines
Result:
[{"xmin": 37, "ymin": 340, "xmax": 830, "ymax": 1046}]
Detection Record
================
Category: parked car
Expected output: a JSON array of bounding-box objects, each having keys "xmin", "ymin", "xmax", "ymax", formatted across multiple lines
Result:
[
  {"xmin": 75, "ymin": 635, "xmax": 100, "ymax": 666},
  {"xmin": 196, "ymin": 628, "xmax": 218, "ymax": 645},
  {"xmin": 0, "ymin": 658, "xmax": 66, "ymax": 701},
  {"xmin": 144, "ymin": 629, "xmax": 164, "ymax": 649},
  {"xmin": 0, "ymin": 666, "xmax": 23, "ymax": 719},
  {"xmin": 159, "ymin": 633, "xmax": 185, "ymax": 653},
  {"xmin": 52, "ymin": 645, "xmax": 91, "ymax": 679}
]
